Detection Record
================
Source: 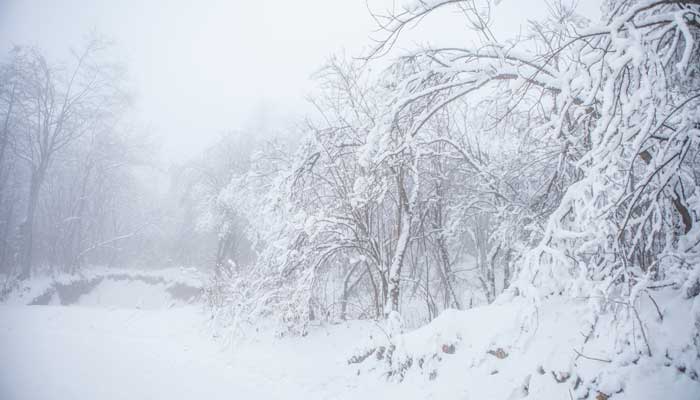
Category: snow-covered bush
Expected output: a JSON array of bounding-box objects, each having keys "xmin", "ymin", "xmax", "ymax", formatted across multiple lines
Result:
[{"xmin": 337, "ymin": 0, "xmax": 700, "ymax": 395}]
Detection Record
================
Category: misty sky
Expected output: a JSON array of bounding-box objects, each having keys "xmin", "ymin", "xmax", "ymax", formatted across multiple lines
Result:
[{"xmin": 0, "ymin": 0, "xmax": 601, "ymax": 164}]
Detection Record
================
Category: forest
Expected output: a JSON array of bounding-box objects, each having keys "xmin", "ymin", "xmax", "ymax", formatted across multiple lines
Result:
[{"xmin": 1, "ymin": 1, "xmax": 699, "ymax": 399}]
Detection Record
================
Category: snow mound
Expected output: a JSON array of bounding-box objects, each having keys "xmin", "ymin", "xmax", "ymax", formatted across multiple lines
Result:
[
  {"xmin": 1, "ymin": 267, "xmax": 203, "ymax": 309},
  {"xmin": 350, "ymin": 293, "xmax": 700, "ymax": 399}
]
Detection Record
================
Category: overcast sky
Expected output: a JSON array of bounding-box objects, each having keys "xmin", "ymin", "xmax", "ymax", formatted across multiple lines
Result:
[{"xmin": 0, "ymin": 0, "xmax": 601, "ymax": 165}]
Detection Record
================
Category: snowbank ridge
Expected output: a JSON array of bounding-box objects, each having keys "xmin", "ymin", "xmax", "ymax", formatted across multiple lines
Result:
[{"xmin": 1, "ymin": 267, "xmax": 202, "ymax": 309}]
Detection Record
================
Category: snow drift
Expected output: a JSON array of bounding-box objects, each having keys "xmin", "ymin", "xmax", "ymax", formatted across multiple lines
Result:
[
  {"xmin": 350, "ymin": 291, "xmax": 699, "ymax": 399},
  {"xmin": 1, "ymin": 267, "xmax": 203, "ymax": 309}
]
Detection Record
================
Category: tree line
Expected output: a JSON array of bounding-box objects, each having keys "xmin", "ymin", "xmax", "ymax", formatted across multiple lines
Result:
[
  {"xmin": 201, "ymin": 0, "xmax": 700, "ymax": 334},
  {"xmin": 0, "ymin": 39, "xmax": 159, "ymax": 282}
]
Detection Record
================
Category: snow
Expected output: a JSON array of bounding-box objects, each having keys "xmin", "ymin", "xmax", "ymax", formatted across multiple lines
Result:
[
  {"xmin": 1, "ymin": 267, "xmax": 203, "ymax": 307},
  {"xmin": 2, "ymin": 1, "xmax": 699, "ymax": 398},
  {"xmin": 2, "ymin": 277, "xmax": 697, "ymax": 399},
  {"xmin": 74, "ymin": 278, "xmax": 180, "ymax": 309},
  {"xmin": 0, "ymin": 304, "xmax": 394, "ymax": 400},
  {"xmin": 352, "ymin": 293, "xmax": 700, "ymax": 399}
]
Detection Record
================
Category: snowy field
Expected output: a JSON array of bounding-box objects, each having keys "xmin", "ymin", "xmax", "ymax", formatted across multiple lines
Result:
[
  {"xmin": 0, "ymin": 307, "xmax": 446, "ymax": 400},
  {"xmin": 1, "ymin": 274, "xmax": 698, "ymax": 400},
  {"xmin": 0, "ymin": 305, "xmax": 371, "ymax": 400},
  {"xmin": 0, "ymin": 274, "xmax": 426, "ymax": 400}
]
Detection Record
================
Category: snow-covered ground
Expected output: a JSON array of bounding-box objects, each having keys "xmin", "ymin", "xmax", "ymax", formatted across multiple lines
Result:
[
  {"xmin": 1, "ymin": 274, "xmax": 698, "ymax": 399},
  {"xmin": 352, "ymin": 293, "xmax": 700, "ymax": 399},
  {"xmin": 1, "ymin": 267, "xmax": 202, "ymax": 307},
  {"xmin": 0, "ymin": 272, "xmax": 417, "ymax": 400},
  {"xmin": 0, "ymin": 304, "xmax": 440, "ymax": 400}
]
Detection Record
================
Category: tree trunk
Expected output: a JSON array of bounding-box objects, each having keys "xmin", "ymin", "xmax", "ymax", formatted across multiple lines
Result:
[
  {"xmin": 503, "ymin": 249, "xmax": 512, "ymax": 290},
  {"xmin": 0, "ymin": 200, "xmax": 15, "ymax": 271},
  {"xmin": 18, "ymin": 168, "xmax": 44, "ymax": 279},
  {"xmin": 436, "ymin": 232, "xmax": 460, "ymax": 309},
  {"xmin": 214, "ymin": 230, "xmax": 236, "ymax": 278},
  {"xmin": 0, "ymin": 83, "xmax": 16, "ymax": 195},
  {"xmin": 365, "ymin": 263, "xmax": 382, "ymax": 319},
  {"xmin": 386, "ymin": 174, "xmax": 411, "ymax": 316}
]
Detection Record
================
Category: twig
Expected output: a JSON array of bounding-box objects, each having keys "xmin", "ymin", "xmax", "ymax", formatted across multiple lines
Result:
[
  {"xmin": 645, "ymin": 291, "xmax": 663, "ymax": 321},
  {"xmin": 573, "ymin": 348, "xmax": 612, "ymax": 363},
  {"xmin": 630, "ymin": 304, "xmax": 653, "ymax": 357}
]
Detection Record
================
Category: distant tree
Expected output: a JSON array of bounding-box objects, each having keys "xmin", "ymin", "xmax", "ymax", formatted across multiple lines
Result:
[{"xmin": 4, "ymin": 39, "xmax": 127, "ymax": 278}]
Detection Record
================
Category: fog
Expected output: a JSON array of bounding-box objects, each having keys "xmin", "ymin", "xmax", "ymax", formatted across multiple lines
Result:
[
  {"xmin": 2, "ymin": 1, "xmax": 699, "ymax": 399},
  {"xmin": 1, "ymin": 0, "xmax": 599, "ymax": 163},
  {"xmin": 0, "ymin": 0, "xmax": 378, "ymax": 162}
]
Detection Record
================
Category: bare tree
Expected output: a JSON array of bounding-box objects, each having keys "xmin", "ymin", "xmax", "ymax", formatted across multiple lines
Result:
[{"xmin": 6, "ymin": 40, "xmax": 126, "ymax": 278}]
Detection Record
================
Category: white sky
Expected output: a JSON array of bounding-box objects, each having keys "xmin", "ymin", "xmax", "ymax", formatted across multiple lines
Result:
[{"xmin": 0, "ymin": 0, "xmax": 601, "ymax": 165}]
